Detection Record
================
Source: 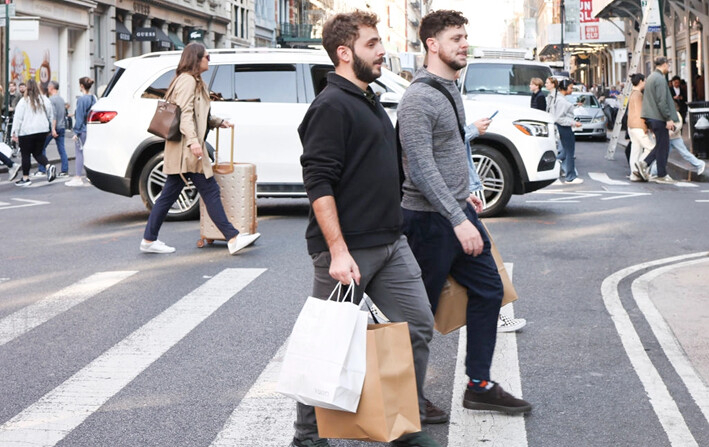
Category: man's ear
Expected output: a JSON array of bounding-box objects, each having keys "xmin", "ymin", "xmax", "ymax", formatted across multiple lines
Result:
[
  {"xmin": 336, "ymin": 45, "xmax": 351, "ymax": 64},
  {"xmin": 426, "ymin": 37, "xmax": 438, "ymax": 54}
]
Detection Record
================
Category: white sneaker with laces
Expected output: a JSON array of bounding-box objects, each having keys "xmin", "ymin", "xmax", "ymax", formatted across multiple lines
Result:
[
  {"xmin": 228, "ymin": 233, "xmax": 261, "ymax": 255},
  {"xmin": 498, "ymin": 314, "xmax": 527, "ymax": 333},
  {"xmin": 140, "ymin": 239, "xmax": 176, "ymax": 254}
]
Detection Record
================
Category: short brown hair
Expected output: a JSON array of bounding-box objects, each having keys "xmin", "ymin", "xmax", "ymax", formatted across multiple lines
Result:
[
  {"xmin": 322, "ymin": 11, "xmax": 379, "ymax": 66},
  {"xmin": 530, "ymin": 77, "xmax": 543, "ymax": 89},
  {"xmin": 419, "ymin": 10, "xmax": 468, "ymax": 52}
]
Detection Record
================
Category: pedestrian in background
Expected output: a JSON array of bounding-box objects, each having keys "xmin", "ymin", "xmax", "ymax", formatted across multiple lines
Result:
[
  {"xmin": 0, "ymin": 149, "xmax": 20, "ymax": 182},
  {"xmin": 67, "ymin": 77, "xmax": 96, "ymax": 187},
  {"xmin": 11, "ymin": 79, "xmax": 56, "ymax": 186},
  {"xmin": 670, "ymin": 75, "xmax": 687, "ymax": 119},
  {"xmin": 399, "ymin": 9, "xmax": 531, "ymax": 417},
  {"xmin": 626, "ymin": 73, "xmax": 655, "ymax": 182},
  {"xmin": 295, "ymin": 11, "xmax": 441, "ymax": 447},
  {"xmin": 649, "ymin": 101, "xmax": 705, "ymax": 177},
  {"xmin": 140, "ymin": 42, "xmax": 259, "ymax": 255},
  {"xmin": 35, "ymin": 81, "xmax": 69, "ymax": 178},
  {"xmin": 547, "ymin": 77, "xmax": 583, "ymax": 184},
  {"xmin": 636, "ymin": 56, "xmax": 680, "ymax": 184},
  {"xmin": 529, "ymin": 77, "xmax": 546, "ymax": 112}
]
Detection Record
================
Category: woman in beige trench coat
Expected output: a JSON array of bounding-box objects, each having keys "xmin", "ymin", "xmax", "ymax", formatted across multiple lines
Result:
[{"xmin": 140, "ymin": 43, "xmax": 260, "ymax": 254}]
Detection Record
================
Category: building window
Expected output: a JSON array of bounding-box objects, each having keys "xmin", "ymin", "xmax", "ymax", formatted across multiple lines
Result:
[
  {"xmin": 234, "ymin": 3, "xmax": 248, "ymax": 40},
  {"xmin": 94, "ymin": 14, "xmax": 103, "ymax": 59}
]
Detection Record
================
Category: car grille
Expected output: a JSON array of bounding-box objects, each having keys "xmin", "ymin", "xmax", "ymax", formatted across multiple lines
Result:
[{"xmin": 576, "ymin": 117, "xmax": 592, "ymax": 123}]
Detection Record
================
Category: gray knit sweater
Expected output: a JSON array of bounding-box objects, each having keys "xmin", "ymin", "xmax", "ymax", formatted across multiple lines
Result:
[{"xmin": 398, "ymin": 69, "xmax": 469, "ymax": 227}]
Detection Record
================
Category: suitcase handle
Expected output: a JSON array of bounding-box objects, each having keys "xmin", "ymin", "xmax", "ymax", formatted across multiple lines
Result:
[{"xmin": 213, "ymin": 126, "xmax": 235, "ymax": 175}]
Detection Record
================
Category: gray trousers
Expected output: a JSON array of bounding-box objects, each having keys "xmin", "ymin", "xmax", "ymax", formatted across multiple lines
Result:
[{"xmin": 294, "ymin": 235, "xmax": 434, "ymax": 441}]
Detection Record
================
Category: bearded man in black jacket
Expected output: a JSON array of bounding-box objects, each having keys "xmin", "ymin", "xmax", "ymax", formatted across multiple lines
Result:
[{"xmin": 291, "ymin": 10, "xmax": 444, "ymax": 447}]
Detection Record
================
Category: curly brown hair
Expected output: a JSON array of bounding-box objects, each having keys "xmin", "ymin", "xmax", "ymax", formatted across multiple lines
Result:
[
  {"xmin": 419, "ymin": 10, "xmax": 468, "ymax": 52},
  {"xmin": 322, "ymin": 11, "xmax": 379, "ymax": 66}
]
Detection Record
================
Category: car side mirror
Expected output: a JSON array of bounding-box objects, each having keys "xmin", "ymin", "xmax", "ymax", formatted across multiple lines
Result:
[{"xmin": 380, "ymin": 92, "xmax": 401, "ymax": 107}]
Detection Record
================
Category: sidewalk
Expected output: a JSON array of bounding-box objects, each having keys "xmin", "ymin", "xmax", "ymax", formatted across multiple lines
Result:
[
  {"xmin": 0, "ymin": 131, "xmax": 77, "ymax": 175},
  {"xmin": 647, "ymin": 257, "xmax": 709, "ymax": 385}
]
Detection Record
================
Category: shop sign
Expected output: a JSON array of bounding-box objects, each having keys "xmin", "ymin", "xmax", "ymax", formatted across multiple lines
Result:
[
  {"xmin": 189, "ymin": 29, "xmax": 204, "ymax": 41},
  {"xmin": 641, "ymin": 0, "xmax": 662, "ymax": 33},
  {"xmin": 135, "ymin": 27, "xmax": 157, "ymax": 41},
  {"xmin": 584, "ymin": 25, "xmax": 599, "ymax": 40},
  {"xmin": 580, "ymin": 1, "xmax": 598, "ymax": 23}
]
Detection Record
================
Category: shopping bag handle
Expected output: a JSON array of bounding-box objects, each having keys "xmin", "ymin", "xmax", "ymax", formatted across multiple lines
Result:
[{"xmin": 325, "ymin": 282, "xmax": 356, "ymax": 303}]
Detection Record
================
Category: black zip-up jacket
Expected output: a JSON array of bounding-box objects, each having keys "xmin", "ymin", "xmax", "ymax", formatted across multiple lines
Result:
[
  {"xmin": 299, "ymin": 73, "xmax": 402, "ymax": 255},
  {"xmin": 531, "ymin": 90, "xmax": 546, "ymax": 111}
]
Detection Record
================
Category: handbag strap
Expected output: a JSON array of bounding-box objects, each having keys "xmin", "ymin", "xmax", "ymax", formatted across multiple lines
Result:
[{"xmin": 411, "ymin": 77, "xmax": 466, "ymax": 142}]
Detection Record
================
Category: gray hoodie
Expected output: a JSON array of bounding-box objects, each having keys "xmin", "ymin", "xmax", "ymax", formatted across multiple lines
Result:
[{"xmin": 546, "ymin": 89, "xmax": 576, "ymax": 127}]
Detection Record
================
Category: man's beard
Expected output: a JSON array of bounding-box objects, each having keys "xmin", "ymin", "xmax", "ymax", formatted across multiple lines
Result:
[
  {"xmin": 353, "ymin": 51, "xmax": 382, "ymax": 84},
  {"xmin": 440, "ymin": 50, "xmax": 467, "ymax": 71}
]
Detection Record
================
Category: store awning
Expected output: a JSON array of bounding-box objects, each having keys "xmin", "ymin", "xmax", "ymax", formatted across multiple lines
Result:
[
  {"xmin": 168, "ymin": 31, "xmax": 185, "ymax": 50},
  {"xmin": 134, "ymin": 27, "xmax": 172, "ymax": 49},
  {"xmin": 116, "ymin": 21, "xmax": 131, "ymax": 42}
]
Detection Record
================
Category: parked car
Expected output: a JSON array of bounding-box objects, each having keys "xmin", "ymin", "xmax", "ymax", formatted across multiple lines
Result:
[
  {"xmin": 84, "ymin": 49, "xmax": 559, "ymax": 220},
  {"xmin": 565, "ymin": 92, "xmax": 607, "ymax": 140}
]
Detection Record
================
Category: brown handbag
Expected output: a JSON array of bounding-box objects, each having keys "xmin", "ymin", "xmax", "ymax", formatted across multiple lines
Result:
[{"xmin": 147, "ymin": 80, "xmax": 181, "ymax": 141}]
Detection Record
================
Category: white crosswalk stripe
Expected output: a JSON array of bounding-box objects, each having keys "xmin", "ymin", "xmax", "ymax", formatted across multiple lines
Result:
[
  {"xmin": 447, "ymin": 263, "xmax": 527, "ymax": 447},
  {"xmin": 0, "ymin": 271, "xmax": 137, "ymax": 347},
  {"xmin": 0, "ymin": 268, "xmax": 265, "ymax": 447}
]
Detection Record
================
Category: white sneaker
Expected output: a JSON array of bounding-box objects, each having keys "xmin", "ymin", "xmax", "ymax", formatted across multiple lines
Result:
[
  {"xmin": 698, "ymin": 161, "xmax": 706, "ymax": 176},
  {"xmin": 140, "ymin": 239, "xmax": 176, "ymax": 254},
  {"xmin": 564, "ymin": 177, "xmax": 584, "ymax": 184},
  {"xmin": 65, "ymin": 178, "xmax": 84, "ymax": 187},
  {"xmin": 228, "ymin": 233, "xmax": 261, "ymax": 255},
  {"xmin": 649, "ymin": 175, "xmax": 676, "ymax": 184},
  {"xmin": 498, "ymin": 314, "xmax": 527, "ymax": 333},
  {"xmin": 7, "ymin": 163, "xmax": 20, "ymax": 181},
  {"xmin": 46, "ymin": 164, "xmax": 56, "ymax": 182}
]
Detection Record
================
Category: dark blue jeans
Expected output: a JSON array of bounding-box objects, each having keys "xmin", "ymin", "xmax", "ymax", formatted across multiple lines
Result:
[
  {"xmin": 643, "ymin": 118, "xmax": 671, "ymax": 177},
  {"xmin": 143, "ymin": 172, "xmax": 239, "ymax": 242},
  {"xmin": 556, "ymin": 124, "xmax": 578, "ymax": 181},
  {"xmin": 0, "ymin": 149, "xmax": 13, "ymax": 168},
  {"xmin": 402, "ymin": 203, "xmax": 503, "ymax": 381},
  {"xmin": 39, "ymin": 128, "xmax": 68, "ymax": 173}
]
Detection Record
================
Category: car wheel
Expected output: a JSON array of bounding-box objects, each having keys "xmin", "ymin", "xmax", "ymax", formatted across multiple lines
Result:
[
  {"xmin": 139, "ymin": 152, "xmax": 200, "ymax": 221},
  {"xmin": 470, "ymin": 144, "xmax": 514, "ymax": 218}
]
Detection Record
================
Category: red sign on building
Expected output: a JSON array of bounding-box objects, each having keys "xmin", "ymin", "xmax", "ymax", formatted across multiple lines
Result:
[
  {"xmin": 580, "ymin": 1, "xmax": 599, "ymax": 23},
  {"xmin": 585, "ymin": 25, "xmax": 599, "ymax": 40}
]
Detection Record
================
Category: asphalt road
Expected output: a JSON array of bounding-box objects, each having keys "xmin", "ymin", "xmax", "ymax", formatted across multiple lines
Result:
[{"xmin": 1, "ymin": 139, "xmax": 708, "ymax": 447}]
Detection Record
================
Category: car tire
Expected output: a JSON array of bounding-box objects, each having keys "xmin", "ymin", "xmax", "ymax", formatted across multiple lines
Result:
[
  {"xmin": 139, "ymin": 152, "xmax": 200, "ymax": 221},
  {"xmin": 470, "ymin": 144, "xmax": 513, "ymax": 218}
]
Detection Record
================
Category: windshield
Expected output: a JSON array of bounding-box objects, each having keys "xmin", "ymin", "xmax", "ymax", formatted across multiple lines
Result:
[
  {"xmin": 565, "ymin": 94, "xmax": 600, "ymax": 108},
  {"xmin": 463, "ymin": 63, "xmax": 552, "ymax": 96}
]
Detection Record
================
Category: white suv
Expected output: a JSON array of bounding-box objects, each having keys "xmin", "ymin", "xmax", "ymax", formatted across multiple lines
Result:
[{"xmin": 84, "ymin": 49, "xmax": 558, "ymax": 219}]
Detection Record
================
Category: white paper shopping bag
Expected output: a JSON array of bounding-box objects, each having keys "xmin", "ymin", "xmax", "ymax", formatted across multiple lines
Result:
[{"xmin": 277, "ymin": 283, "xmax": 368, "ymax": 412}]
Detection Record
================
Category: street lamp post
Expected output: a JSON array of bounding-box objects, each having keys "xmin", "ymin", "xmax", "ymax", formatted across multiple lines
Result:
[{"xmin": 4, "ymin": 0, "xmax": 10, "ymax": 117}]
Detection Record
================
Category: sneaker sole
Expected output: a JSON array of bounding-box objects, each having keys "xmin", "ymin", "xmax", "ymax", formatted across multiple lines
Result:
[
  {"xmin": 497, "ymin": 321, "xmax": 526, "ymax": 332},
  {"xmin": 421, "ymin": 414, "xmax": 449, "ymax": 424},
  {"xmin": 463, "ymin": 400, "xmax": 532, "ymax": 414}
]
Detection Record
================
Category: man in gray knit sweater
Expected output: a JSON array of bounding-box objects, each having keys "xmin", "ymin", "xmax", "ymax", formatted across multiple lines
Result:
[{"xmin": 399, "ymin": 10, "xmax": 531, "ymax": 414}]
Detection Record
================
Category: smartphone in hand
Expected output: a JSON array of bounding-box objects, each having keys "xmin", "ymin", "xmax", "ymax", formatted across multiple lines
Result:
[{"xmin": 489, "ymin": 110, "xmax": 499, "ymax": 120}]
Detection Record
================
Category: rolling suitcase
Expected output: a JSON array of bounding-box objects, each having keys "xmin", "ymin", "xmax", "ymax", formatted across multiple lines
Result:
[{"xmin": 197, "ymin": 127, "xmax": 258, "ymax": 248}]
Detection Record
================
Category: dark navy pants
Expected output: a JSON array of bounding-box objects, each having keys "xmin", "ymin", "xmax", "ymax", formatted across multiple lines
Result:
[
  {"xmin": 402, "ymin": 203, "xmax": 503, "ymax": 381},
  {"xmin": 143, "ymin": 172, "xmax": 239, "ymax": 242},
  {"xmin": 643, "ymin": 118, "xmax": 671, "ymax": 177}
]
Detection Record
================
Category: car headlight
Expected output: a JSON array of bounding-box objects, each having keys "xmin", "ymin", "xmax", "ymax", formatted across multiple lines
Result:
[
  {"xmin": 513, "ymin": 120, "xmax": 549, "ymax": 137},
  {"xmin": 591, "ymin": 115, "xmax": 606, "ymax": 123}
]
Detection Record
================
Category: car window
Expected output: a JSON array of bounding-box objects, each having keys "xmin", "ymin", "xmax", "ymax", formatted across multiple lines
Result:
[
  {"xmin": 311, "ymin": 65, "xmax": 334, "ymax": 96},
  {"xmin": 141, "ymin": 67, "xmax": 215, "ymax": 99},
  {"xmin": 463, "ymin": 63, "xmax": 553, "ymax": 96},
  {"xmin": 567, "ymin": 94, "xmax": 600, "ymax": 108},
  {"xmin": 210, "ymin": 65, "xmax": 234, "ymax": 101},
  {"xmin": 234, "ymin": 64, "xmax": 298, "ymax": 103}
]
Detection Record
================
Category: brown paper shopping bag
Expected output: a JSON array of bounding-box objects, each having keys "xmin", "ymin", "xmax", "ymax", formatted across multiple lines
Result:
[
  {"xmin": 315, "ymin": 322, "xmax": 421, "ymax": 442},
  {"xmin": 434, "ymin": 222, "xmax": 518, "ymax": 334}
]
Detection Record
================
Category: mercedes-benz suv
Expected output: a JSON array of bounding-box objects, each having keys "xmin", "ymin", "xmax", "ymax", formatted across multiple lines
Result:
[{"xmin": 84, "ymin": 49, "xmax": 559, "ymax": 219}]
